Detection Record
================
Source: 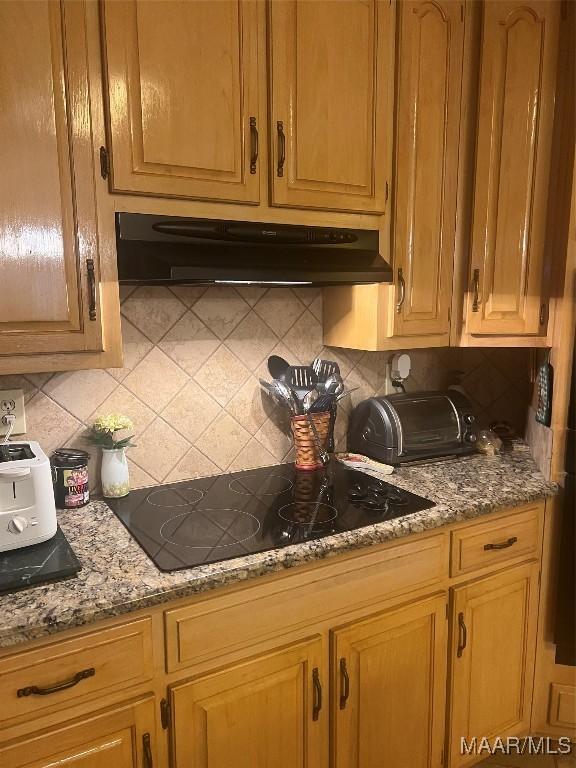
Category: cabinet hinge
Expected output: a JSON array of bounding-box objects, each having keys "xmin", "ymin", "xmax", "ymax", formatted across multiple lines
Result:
[
  {"xmin": 160, "ymin": 697, "xmax": 171, "ymax": 730},
  {"xmin": 385, "ymin": 180, "xmax": 389, "ymax": 203},
  {"xmin": 99, "ymin": 146, "xmax": 110, "ymax": 180}
]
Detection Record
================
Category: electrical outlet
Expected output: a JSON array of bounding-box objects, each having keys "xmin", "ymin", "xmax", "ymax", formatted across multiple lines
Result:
[{"xmin": 0, "ymin": 389, "xmax": 26, "ymax": 437}]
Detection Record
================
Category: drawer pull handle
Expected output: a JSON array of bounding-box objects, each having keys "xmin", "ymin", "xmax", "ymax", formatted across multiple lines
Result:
[
  {"xmin": 87, "ymin": 258, "xmax": 97, "ymax": 321},
  {"xmin": 396, "ymin": 268, "xmax": 406, "ymax": 313},
  {"xmin": 249, "ymin": 116, "xmax": 258, "ymax": 174},
  {"xmin": 17, "ymin": 667, "xmax": 95, "ymax": 697},
  {"xmin": 484, "ymin": 536, "xmax": 518, "ymax": 551},
  {"xmin": 457, "ymin": 612, "xmax": 467, "ymax": 658},
  {"xmin": 277, "ymin": 120, "xmax": 286, "ymax": 177},
  {"xmin": 143, "ymin": 733, "xmax": 153, "ymax": 768},
  {"xmin": 312, "ymin": 667, "xmax": 322, "ymax": 721},
  {"xmin": 471, "ymin": 268, "xmax": 480, "ymax": 312},
  {"xmin": 339, "ymin": 657, "xmax": 350, "ymax": 709}
]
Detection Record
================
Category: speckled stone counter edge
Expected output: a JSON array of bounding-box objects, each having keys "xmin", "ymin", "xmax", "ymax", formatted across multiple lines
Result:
[{"xmin": 0, "ymin": 445, "xmax": 557, "ymax": 649}]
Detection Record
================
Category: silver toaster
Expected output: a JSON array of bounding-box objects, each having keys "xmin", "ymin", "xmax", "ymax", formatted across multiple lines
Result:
[{"xmin": 0, "ymin": 441, "xmax": 57, "ymax": 552}]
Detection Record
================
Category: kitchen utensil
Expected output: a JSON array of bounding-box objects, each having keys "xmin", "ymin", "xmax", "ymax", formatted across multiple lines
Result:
[
  {"xmin": 288, "ymin": 365, "xmax": 318, "ymax": 391},
  {"xmin": 267, "ymin": 355, "xmax": 290, "ymax": 381},
  {"xmin": 272, "ymin": 380, "xmax": 301, "ymax": 415},
  {"xmin": 302, "ymin": 388, "xmax": 319, "ymax": 412},
  {"xmin": 335, "ymin": 386, "xmax": 359, "ymax": 402},
  {"xmin": 312, "ymin": 358, "xmax": 340, "ymax": 383},
  {"xmin": 323, "ymin": 372, "xmax": 345, "ymax": 395},
  {"xmin": 309, "ymin": 394, "xmax": 335, "ymax": 413}
]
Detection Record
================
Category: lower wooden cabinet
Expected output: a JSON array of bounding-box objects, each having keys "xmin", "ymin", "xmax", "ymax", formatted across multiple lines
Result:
[
  {"xmin": 0, "ymin": 696, "xmax": 156, "ymax": 768},
  {"xmin": 332, "ymin": 594, "xmax": 447, "ymax": 768},
  {"xmin": 169, "ymin": 636, "xmax": 326, "ymax": 768},
  {"xmin": 448, "ymin": 561, "xmax": 540, "ymax": 767}
]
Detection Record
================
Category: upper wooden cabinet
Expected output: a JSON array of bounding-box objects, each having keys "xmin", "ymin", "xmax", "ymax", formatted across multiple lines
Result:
[
  {"xmin": 393, "ymin": 0, "xmax": 464, "ymax": 337},
  {"xmin": 101, "ymin": 0, "xmax": 261, "ymax": 204},
  {"xmin": 465, "ymin": 0, "xmax": 559, "ymax": 337},
  {"xmin": 268, "ymin": 0, "xmax": 394, "ymax": 213},
  {"xmin": 0, "ymin": 0, "xmax": 110, "ymax": 360},
  {"xmin": 100, "ymin": 0, "xmax": 394, "ymax": 214}
]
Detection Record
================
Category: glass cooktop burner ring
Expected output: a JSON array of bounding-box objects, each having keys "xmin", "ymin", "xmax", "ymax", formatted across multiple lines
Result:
[
  {"xmin": 146, "ymin": 487, "xmax": 205, "ymax": 508},
  {"xmin": 278, "ymin": 502, "xmax": 338, "ymax": 526},
  {"xmin": 159, "ymin": 509, "xmax": 261, "ymax": 548},
  {"xmin": 229, "ymin": 474, "xmax": 293, "ymax": 496}
]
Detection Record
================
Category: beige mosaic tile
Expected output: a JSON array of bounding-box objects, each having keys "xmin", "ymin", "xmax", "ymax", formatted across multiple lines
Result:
[
  {"xmin": 88, "ymin": 384, "xmax": 156, "ymax": 436},
  {"xmin": 121, "ymin": 286, "xmax": 186, "ymax": 343},
  {"xmin": 192, "ymin": 286, "xmax": 250, "ymax": 339},
  {"xmin": 193, "ymin": 345, "xmax": 251, "ymax": 406},
  {"xmin": 0, "ymin": 374, "xmax": 38, "ymax": 404},
  {"xmin": 283, "ymin": 309, "xmax": 324, "ymax": 363},
  {"xmin": 226, "ymin": 376, "xmax": 270, "ymax": 435},
  {"xmin": 123, "ymin": 347, "xmax": 188, "ymax": 412},
  {"xmin": 108, "ymin": 316, "xmax": 154, "ymax": 382},
  {"xmin": 254, "ymin": 413, "xmax": 293, "ymax": 462},
  {"xmin": 129, "ymin": 417, "xmax": 190, "ymax": 482},
  {"xmin": 168, "ymin": 285, "xmax": 207, "ymax": 307},
  {"xmin": 194, "ymin": 412, "xmax": 251, "ymax": 471},
  {"xmin": 43, "ymin": 369, "xmax": 118, "ymax": 421},
  {"xmin": 159, "ymin": 311, "xmax": 220, "ymax": 376},
  {"xmin": 161, "ymin": 379, "xmax": 221, "ymax": 444},
  {"xmin": 164, "ymin": 445, "xmax": 219, "ymax": 483},
  {"xmin": 224, "ymin": 311, "xmax": 278, "ymax": 371},
  {"xmin": 253, "ymin": 287, "xmax": 306, "ymax": 337},
  {"xmin": 24, "ymin": 392, "xmax": 81, "ymax": 456},
  {"xmin": 228, "ymin": 437, "xmax": 277, "ymax": 472}
]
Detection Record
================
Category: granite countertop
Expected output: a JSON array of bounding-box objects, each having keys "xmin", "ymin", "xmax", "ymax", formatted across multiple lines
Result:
[{"xmin": 0, "ymin": 444, "xmax": 556, "ymax": 649}]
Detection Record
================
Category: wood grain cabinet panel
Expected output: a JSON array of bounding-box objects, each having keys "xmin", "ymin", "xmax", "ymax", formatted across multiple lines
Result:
[
  {"xmin": 448, "ymin": 562, "xmax": 540, "ymax": 767},
  {"xmin": 268, "ymin": 0, "xmax": 394, "ymax": 213},
  {"xmin": 0, "ymin": 696, "xmax": 157, "ymax": 768},
  {"xmin": 170, "ymin": 637, "xmax": 326, "ymax": 768},
  {"xmin": 332, "ymin": 594, "xmax": 447, "ymax": 768},
  {"xmin": 0, "ymin": 0, "xmax": 105, "ymax": 356},
  {"xmin": 101, "ymin": 0, "xmax": 260, "ymax": 203},
  {"xmin": 466, "ymin": 0, "xmax": 560, "ymax": 336},
  {"xmin": 0, "ymin": 618, "xmax": 154, "ymax": 725},
  {"xmin": 393, "ymin": 0, "xmax": 464, "ymax": 337}
]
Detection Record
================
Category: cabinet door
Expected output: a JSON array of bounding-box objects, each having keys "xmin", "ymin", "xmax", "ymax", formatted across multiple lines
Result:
[
  {"xmin": 102, "ymin": 0, "xmax": 260, "ymax": 203},
  {"xmin": 466, "ymin": 0, "xmax": 559, "ymax": 336},
  {"xmin": 170, "ymin": 637, "xmax": 326, "ymax": 768},
  {"xmin": 448, "ymin": 562, "xmax": 540, "ymax": 767},
  {"xmin": 393, "ymin": 0, "xmax": 464, "ymax": 337},
  {"xmin": 0, "ymin": 0, "xmax": 104, "ymax": 356},
  {"xmin": 0, "ymin": 696, "xmax": 156, "ymax": 768},
  {"xmin": 268, "ymin": 0, "xmax": 394, "ymax": 213},
  {"xmin": 332, "ymin": 595, "xmax": 447, "ymax": 768}
]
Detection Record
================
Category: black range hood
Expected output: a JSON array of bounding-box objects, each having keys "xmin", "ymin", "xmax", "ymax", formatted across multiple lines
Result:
[{"xmin": 115, "ymin": 213, "xmax": 392, "ymax": 286}]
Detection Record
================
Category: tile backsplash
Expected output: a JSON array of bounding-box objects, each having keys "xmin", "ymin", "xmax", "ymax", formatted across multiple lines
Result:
[{"xmin": 1, "ymin": 286, "xmax": 532, "ymax": 491}]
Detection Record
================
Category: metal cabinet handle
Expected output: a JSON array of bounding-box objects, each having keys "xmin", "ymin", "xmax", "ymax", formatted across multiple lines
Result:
[
  {"xmin": 86, "ymin": 258, "xmax": 97, "ymax": 321},
  {"xmin": 339, "ymin": 657, "xmax": 350, "ymax": 710},
  {"xmin": 17, "ymin": 667, "xmax": 95, "ymax": 697},
  {"xmin": 471, "ymin": 268, "xmax": 480, "ymax": 312},
  {"xmin": 143, "ymin": 733, "xmax": 153, "ymax": 768},
  {"xmin": 277, "ymin": 120, "xmax": 286, "ymax": 177},
  {"xmin": 249, "ymin": 116, "xmax": 258, "ymax": 174},
  {"xmin": 312, "ymin": 667, "xmax": 322, "ymax": 721},
  {"xmin": 396, "ymin": 268, "xmax": 406, "ymax": 314},
  {"xmin": 457, "ymin": 612, "xmax": 467, "ymax": 658},
  {"xmin": 484, "ymin": 536, "xmax": 518, "ymax": 551}
]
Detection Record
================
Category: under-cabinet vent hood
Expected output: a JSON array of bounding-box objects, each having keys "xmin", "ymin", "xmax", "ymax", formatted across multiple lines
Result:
[{"xmin": 115, "ymin": 213, "xmax": 392, "ymax": 286}]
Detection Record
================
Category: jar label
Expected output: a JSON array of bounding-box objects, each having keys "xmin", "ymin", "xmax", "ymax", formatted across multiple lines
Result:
[{"xmin": 63, "ymin": 467, "xmax": 89, "ymax": 508}]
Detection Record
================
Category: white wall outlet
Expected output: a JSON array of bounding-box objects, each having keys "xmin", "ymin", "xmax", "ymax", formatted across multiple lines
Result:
[{"xmin": 0, "ymin": 389, "xmax": 26, "ymax": 437}]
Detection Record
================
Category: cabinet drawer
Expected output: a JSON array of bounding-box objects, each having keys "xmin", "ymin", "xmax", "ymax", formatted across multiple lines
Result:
[
  {"xmin": 450, "ymin": 504, "xmax": 543, "ymax": 577},
  {"xmin": 165, "ymin": 533, "xmax": 447, "ymax": 673},
  {"xmin": 0, "ymin": 617, "xmax": 154, "ymax": 725}
]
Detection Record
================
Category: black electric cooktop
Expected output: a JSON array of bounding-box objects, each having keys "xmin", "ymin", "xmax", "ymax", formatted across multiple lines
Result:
[
  {"xmin": 108, "ymin": 462, "xmax": 434, "ymax": 572},
  {"xmin": 0, "ymin": 527, "xmax": 81, "ymax": 594}
]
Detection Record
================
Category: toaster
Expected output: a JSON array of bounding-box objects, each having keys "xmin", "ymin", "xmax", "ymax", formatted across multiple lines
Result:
[
  {"xmin": 347, "ymin": 390, "xmax": 477, "ymax": 465},
  {"xmin": 0, "ymin": 441, "xmax": 58, "ymax": 553}
]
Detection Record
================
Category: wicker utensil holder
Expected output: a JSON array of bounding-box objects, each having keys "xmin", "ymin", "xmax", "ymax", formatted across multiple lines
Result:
[{"xmin": 291, "ymin": 411, "xmax": 332, "ymax": 471}]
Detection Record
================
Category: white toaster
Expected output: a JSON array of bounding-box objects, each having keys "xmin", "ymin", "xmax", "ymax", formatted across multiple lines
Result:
[{"xmin": 0, "ymin": 441, "xmax": 58, "ymax": 553}]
